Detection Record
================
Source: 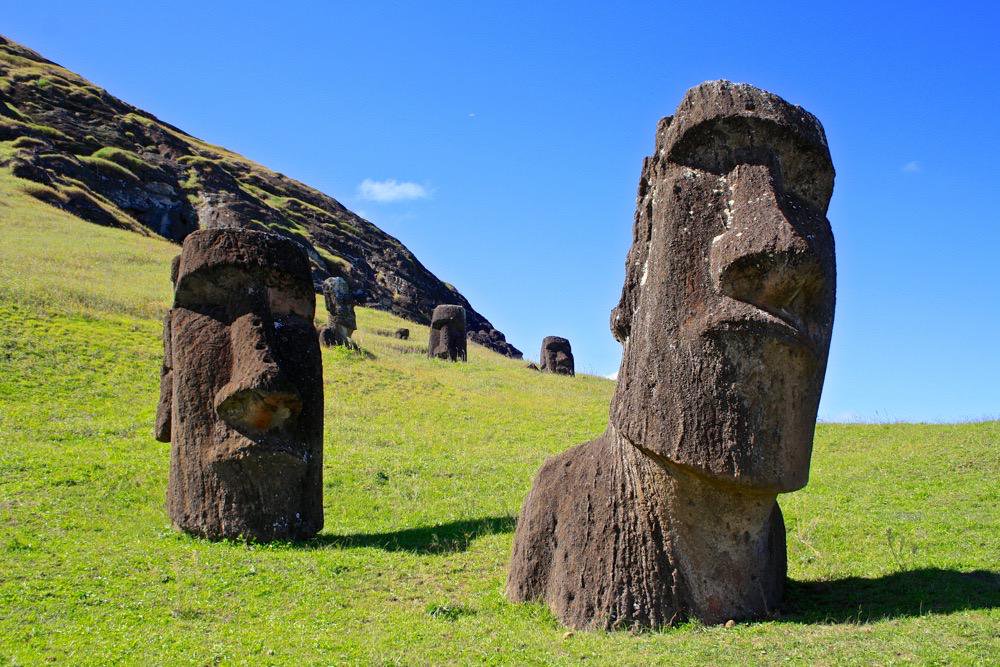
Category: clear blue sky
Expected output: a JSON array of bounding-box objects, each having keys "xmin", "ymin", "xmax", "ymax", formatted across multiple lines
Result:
[{"xmin": 7, "ymin": 1, "xmax": 999, "ymax": 421}]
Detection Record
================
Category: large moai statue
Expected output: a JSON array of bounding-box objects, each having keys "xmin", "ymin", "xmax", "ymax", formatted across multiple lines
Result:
[
  {"xmin": 539, "ymin": 336, "xmax": 574, "ymax": 376},
  {"xmin": 318, "ymin": 276, "xmax": 358, "ymax": 349},
  {"xmin": 507, "ymin": 81, "xmax": 836, "ymax": 629},
  {"xmin": 427, "ymin": 304, "xmax": 467, "ymax": 362},
  {"xmin": 155, "ymin": 228, "xmax": 325, "ymax": 541}
]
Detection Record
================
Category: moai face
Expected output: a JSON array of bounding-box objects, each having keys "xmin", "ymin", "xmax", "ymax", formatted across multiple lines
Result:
[
  {"xmin": 156, "ymin": 228, "xmax": 324, "ymax": 540},
  {"xmin": 540, "ymin": 336, "xmax": 575, "ymax": 376},
  {"xmin": 322, "ymin": 277, "xmax": 356, "ymax": 332},
  {"xmin": 610, "ymin": 82, "xmax": 836, "ymax": 493},
  {"xmin": 428, "ymin": 305, "xmax": 467, "ymax": 362}
]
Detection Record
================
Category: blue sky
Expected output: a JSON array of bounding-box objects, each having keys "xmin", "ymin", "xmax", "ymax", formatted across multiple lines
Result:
[{"xmin": 6, "ymin": 1, "xmax": 999, "ymax": 421}]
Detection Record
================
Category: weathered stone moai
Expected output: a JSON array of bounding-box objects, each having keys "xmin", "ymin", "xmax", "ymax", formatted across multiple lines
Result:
[
  {"xmin": 427, "ymin": 305, "xmax": 467, "ymax": 361},
  {"xmin": 395, "ymin": 328, "xmax": 410, "ymax": 340},
  {"xmin": 318, "ymin": 276, "xmax": 357, "ymax": 349},
  {"xmin": 507, "ymin": 81, "xmax": 836, "ymax": 629},
  {"xmin": 155, "ymin": 228, "xmax": 324, "ymax": 541},
  {"xmin": 539, "ymin": 336, "xmax": 574, "ymax": 376}
]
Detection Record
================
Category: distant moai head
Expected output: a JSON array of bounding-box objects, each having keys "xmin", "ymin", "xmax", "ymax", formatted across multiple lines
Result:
[
  {"xmin": 539, "ymin": 336, "xmax": 574, "ymax": 376},
  {"xmin": 319, "ymin": 276, "xmax": 357, "ymax": 347},
  {"xmin": 610, "ymin": 81, "xmax": 836, "ymax": 492},
  {"xmin": 428, "ymin": 305, "xmax": 467, "ymax": 362},
  {"xmin": 155, "ymin": 228, "xmax": 324, "ymax": 541}
]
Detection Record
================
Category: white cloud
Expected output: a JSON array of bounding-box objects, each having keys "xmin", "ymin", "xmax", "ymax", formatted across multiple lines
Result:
[
  {"xmin": 605, "ymin": 371, "xmax": 618, "ymax": 381},
  {"xmin": 901, "ymin": 161, "xmax": 921, "ymax": 173},
  {"xmin": 357, "ymin": 179, "xmax": 429, "ymax": 203}
]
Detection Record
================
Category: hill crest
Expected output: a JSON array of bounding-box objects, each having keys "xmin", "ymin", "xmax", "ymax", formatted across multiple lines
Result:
[{"xmin": 0, "ymin": 35, "xmax": 521, "ymax": 357}]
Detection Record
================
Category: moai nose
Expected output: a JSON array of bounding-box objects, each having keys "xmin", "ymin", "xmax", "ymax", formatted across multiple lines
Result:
[
  {"xmin": 709, "ymin": 163, "xmax": 827, "ymax": 331},
  {"xmin": 214, "ymin": 313, "xmax": 302, "ymax": 434}
]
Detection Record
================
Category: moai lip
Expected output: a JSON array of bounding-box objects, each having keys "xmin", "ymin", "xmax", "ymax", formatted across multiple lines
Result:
[
  {"xmin": 428, "ymin": 305, "xmax": 467, "ymax": 362},
  {"xmin": 539, "ymin": 336, "xmax": 574, "ymax": 376},
  {"xmin": 155, "ymin": 228, "xmax": 324, "ymax": 541},
  {"xmin": 507, "ymin": 81, "xmax": 836, "ymax": 629}
]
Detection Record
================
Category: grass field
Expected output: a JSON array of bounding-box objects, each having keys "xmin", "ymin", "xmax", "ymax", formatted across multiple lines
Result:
[{"xmin": 0, "ymin": 171, "xmax": 998, "ymax": 665}]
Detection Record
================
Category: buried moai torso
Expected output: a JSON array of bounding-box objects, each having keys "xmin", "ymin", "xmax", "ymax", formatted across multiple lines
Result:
[
  {"xmin": 319, "ymin": 277, "xmax": 357, "ymax": 348},
  {"xmin": 539, "ymin": 336, "xmax": 574, "ymax": 376},
  {"xmin": 427, "ymin": 305, "xmax": 467, "ymax": 361},
  {"xmin": 507, "ymin": 81, "xmax": 836, "ymax": 629},
  {"xmin": 155, "ymin": 228, "xmax": 324, "ymax": 541}
]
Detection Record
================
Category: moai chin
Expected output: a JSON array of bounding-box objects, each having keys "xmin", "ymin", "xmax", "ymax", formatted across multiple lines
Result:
[
  {"xmin": 507, "ymin": 81, "xmax": 836, "ymax": 629},
  {"xmin": 428, "ymin": 305, "xmax": 467, "ymax": 362},
  {"xmin": 539, "ymin": 336, "xmax": 574, "ymax": 376},
  {"xmin": 318, "ymin": 276, "xmax": 358, "ymax": 349},
  {"xmin": 155, "ymin": 228, "xmax": 324, "ymax": 541}
]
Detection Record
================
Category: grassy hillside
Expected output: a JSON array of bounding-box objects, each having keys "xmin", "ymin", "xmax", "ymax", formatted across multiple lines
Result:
[
  {"xmin": 0, "ymin": 176, "xmax": 998, "ymax": 665},
  {"xmin": 0, "ymin": 35, "xmax": 521, "ymax": 357}
]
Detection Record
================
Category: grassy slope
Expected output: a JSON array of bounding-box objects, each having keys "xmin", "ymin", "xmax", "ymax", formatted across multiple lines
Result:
[{"xmin": 0, "ymin": 171, "xmax": 997, "ymax": 666}]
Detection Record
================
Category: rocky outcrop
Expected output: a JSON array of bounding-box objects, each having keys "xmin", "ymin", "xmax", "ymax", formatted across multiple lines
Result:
[{"xmin": 0, "ymin": 35, "xmax": 520, "ymax": 357}]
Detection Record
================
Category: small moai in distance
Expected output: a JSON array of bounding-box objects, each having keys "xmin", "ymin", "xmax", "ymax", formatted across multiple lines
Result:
[
  {"xmin": 395, "ymin": 328, "xmax": 409, "ymax": 340},
  {"xmin": 539, "ymin": 336, "xmax": 574, "ymax": 376},
  {"xmin": 427, "ymin": 304, "xmax": 467, "ymax": 362},
  {"xmin": 507, "ymin": 81, "xmax": 837, "ymax": 629},
  {"xmin": 318, "ymin": 276, "xmax": 358, "ymax": 349},
  {"xmin": 155, "ymin": 228, "xmax": 324, "ymax": 541}
]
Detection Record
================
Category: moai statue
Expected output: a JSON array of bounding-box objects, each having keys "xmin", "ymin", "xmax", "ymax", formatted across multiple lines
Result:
[
  {"xmin": 395, "ymin": 328, "xmax": 410, "ymax": 340},
  {"xmin": 155, "ymin": 228, "xmax": 324, "ymax": 541},
  {"xmin": 539, "ymin": 336, "xmax": 574, "ymax": 376},
  {"xmin": 318, "ymin": 276, "xmax": 357, "ymax": 348},
  {"xmin": 507, "ymin": 81, "xmax": 836, "ymax": 629},
  {"xmin": 427, "ymin": 305, "xmax": 467, "ymax": 362}
]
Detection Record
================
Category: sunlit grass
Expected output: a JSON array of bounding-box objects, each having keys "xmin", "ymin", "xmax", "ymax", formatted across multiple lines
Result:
[{"xmin": 0, "ymin": 176, "xmax": 997, "ymax": 665}]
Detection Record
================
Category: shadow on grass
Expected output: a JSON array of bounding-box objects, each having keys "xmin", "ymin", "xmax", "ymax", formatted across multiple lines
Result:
[
  {"xmin": 305, "ymin": 515, "xmax": 516, "ymax": 554},
  {"xmin": 783, "ymin": 568, "xmax": 999, "ymax": 623}
]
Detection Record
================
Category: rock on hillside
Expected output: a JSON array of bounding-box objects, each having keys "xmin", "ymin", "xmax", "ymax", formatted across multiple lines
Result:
[{"xmin": 0, "ymin": 35, "xmax": 521, "ymax": 358}]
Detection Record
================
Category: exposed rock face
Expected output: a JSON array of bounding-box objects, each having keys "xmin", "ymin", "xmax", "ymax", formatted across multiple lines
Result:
[
  {"xmin": 155, "ymin": 228, "xmax": 324, "ymax": 541},
  {"xmin": 318, "ymin": 277, "xmax": 357, "ymax": 348},
  {"xmin": 468, "ymin": 327, "xmax": 523, "ymax": 359},
  {"xmin": 0, "ymin": 35, "xmax": 521, "ymax": 358},
  {"xmin": 507, "ymin": 81, "xmax": 836, "ymax": 630},
  {"xmin": 428, "ymin": 305, "xmax": 467, "ymax": 362},
  {"xmin": 539, "ymin": 336, "xmax": 574, "ymax": 376},
  {"xmin": 394, "ymin": 328, "xmax": 409, "ymax": 340}
]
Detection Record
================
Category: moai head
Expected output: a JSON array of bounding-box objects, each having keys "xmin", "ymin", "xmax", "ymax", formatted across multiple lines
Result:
[
  {"xmin": 610, "ymin": 81, "xmax": 836, "ymax": 493},
  {"xmin": 322, "ymin": 277, "xmax": 356, "ymax": 330},
  {"xmin": 319, "ymin": 276, "xmax": 357, "ymax": 348},
  {"xmin": 540, "ymin": 336, "xmax": 575, "ymax": 376},
  {"xmin": 428, "ymin": 304, "xmax": 467, "ymax": 362},
  {"xmin": 155, "ymin": 228, "xmax": 324, "ymax": 541}
]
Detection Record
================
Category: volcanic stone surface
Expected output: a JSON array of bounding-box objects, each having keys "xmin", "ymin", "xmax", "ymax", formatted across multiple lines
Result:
[
  {"xmin": 394, "ymin": 328, "xmax": 409, "ymax": 340},
  {"xmin": 539, "ymin": 336, "xmax": 574, "ymax": 376},
  {"xmin": 428, "ymin": 305, "xmax": 467, "ymax": 362},
  {"xmin": 318, "ymin": 276, "xmax": 357, "ymax": 348},
  {"xmin": 507, "ymin": 80, "xmax": 836, "ymax": 630},
  {"xmin": 155, "ymin": 228, "xmax": 324, "ymax": 541},
  {"xmin": 0, "ymin": 35, "xmax": 520, "ymax": 358}
]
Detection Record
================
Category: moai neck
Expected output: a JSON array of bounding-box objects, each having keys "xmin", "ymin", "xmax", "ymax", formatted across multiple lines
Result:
[{"xmin": 661, "ymin": 459, "xmax": 785, "ymax": 623}]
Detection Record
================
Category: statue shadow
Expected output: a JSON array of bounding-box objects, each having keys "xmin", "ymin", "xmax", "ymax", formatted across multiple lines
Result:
[
  {"xmin": 782, "ymin": 568, "xmax": 999, "ymax": 623},
  {"xmin": 302, "ymin": 515, "xmax": 516, "ymax": 554}
]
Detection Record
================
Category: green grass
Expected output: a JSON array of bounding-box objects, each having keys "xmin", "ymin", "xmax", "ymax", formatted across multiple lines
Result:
[{"xmin": 0, "ymin": 175, "xmax": 997, "ymax": 665}]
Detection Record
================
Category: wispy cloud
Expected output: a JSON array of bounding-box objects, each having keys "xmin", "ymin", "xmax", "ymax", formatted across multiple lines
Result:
[
  {"xmin": 901, "ymin": 161, "xmax": 921, "ymax": 173},
  {"xmin": 357, "ymin": 178, "xmax": 429, "ymax": 203}
]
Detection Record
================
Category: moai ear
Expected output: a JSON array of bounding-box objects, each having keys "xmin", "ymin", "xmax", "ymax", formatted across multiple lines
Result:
[
  {"xmin": 610, "ymin": 165, "xmax": 654, "ymax": 343},
  {"xmin": 154, "ymin": 310, "xmax": 173, "ymax": 443},
  {"xmin": 170, "ymin": 254, "xmax": 181, "ymax": 287}
]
